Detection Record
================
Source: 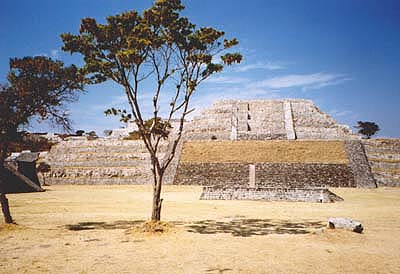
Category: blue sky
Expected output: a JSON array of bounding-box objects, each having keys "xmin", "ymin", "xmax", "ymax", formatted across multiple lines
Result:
[{"xmin": 1, "ymin": 0, "xmax": 399, "ymax": 137}]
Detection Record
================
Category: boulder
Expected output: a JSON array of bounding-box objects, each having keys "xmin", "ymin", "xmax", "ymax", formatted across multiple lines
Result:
[{"xmin": 328, "ymin": 217, "xmax": 363, "ymax": 233}]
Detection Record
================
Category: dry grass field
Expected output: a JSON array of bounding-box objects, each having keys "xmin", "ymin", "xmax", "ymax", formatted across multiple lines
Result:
[
  {"xmin": 1, "ymin": 185, "xmax": 400, "ymax": 274},
  {"xmin": 180, "ymin": 140, "xmax": 349, "ymax": 163}
]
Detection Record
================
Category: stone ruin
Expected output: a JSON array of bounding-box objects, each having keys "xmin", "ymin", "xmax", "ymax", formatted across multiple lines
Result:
[
  {"xmin": 185, "ymin": 99, "xmax": 358, "ymax": 141},
  {"xmin": 39, "ymin": 99, "xmax": 400, "ymax": 202}
]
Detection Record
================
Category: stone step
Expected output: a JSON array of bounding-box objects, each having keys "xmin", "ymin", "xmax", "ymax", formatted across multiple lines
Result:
[
  {"xmin": 50, "ymin": 146, "xmax": 158, "ymax": 153},
  {"xmin": 49, "ymin": 160, "xmax": 150, "ymax": 167},
  {"xmin": 371, "ymin": 170, "xmax": 400, "ymax": 181},
  {"xmin": 49, "ymin": 166, "xmax": 151, "ymax": 178},
  {"xmin": 46, "ymin": 152, "xmax": 163, "ymax": 162},
  {"xmin": 363, "ymin": 139, "xmax": 400, "ymax": 146},
  {"xmin": 369, "ymin": 161, "xmax": 400, "ymax": 169},
  {"xmin": 366, "ymin": 154, "xmax": 400, "ymax": 161},
  {"xmin": 373, "ymin": 174, "xmax": 400, "ymax": 187},
  {"xmin": 45, "ymin": 177, "xmax": 152, "ymax": 185},
  {"xmin": 364, "ymin": 148, "xmax": 400, "ymax": 154}
]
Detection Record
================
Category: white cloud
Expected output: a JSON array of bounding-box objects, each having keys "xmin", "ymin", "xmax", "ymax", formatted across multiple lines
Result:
[
  {"xmin": 207, "ymin": 75, "xmax": 250, "ymax": 84},
  {"xmin": 329, "ymin": 109, "xmax": 353, "ymax": 117},
  {"xmin": 50, "ymin": 49, "xmax": 60, "ymax": 59},
  {"xmin": 234, "ymin": 61, "xmax": 285, "ymax": 72},
  {"xmin": 252, "ymin": 73, "xmax": 350, "ymax": 90}
]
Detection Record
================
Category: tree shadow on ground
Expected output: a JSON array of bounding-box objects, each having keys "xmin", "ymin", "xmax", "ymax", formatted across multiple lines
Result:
[
  {"xmin": 65, "ymin": 219, "xmax": 325, "ymax": 236},
  {"xmin": 185, "ymin": 219, "xmax": 325, "ymax": 237},
  {"xmin": 65, "ymin": 220, "xmax": 145, "ymax": 231}
]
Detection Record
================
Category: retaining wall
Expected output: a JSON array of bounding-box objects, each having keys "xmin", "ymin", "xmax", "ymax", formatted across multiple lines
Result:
[
  {"xmin": 200, "ymin": 186, "xmax": 343, "ymax": 203},
  {"xmin": 174, "ymin": 162, "xmax": 355, "ymax": 188},
  {"xmin": 343, "ymin": 140, "xmax": 376, "ymax": 188},
  {"xmin": 363, "ymin": 139, "xmax": 400, "ymax": 187}
]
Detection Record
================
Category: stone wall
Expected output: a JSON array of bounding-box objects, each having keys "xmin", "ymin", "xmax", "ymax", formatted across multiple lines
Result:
[
  {"xmin": 200, "ymin": 186, "xmax": 343, "ymax": 203},
  {"xmin": 185, "ymin": 99, "xmax": 358, "ymax": 141},
  {"xmin": 256, "ymin": 163, "xmax": 355, "ymax": 188},
  {"xmin": 343, "ymin": 140, "xmax": 376, "ymax": 188},
  {"xmin": 184, "ymin": 100, "xmax": 232, "ymax": 141},
  {"xmin": 174, "ymin": 162, "xmax": 355, "ymax": 188},
  {"xmin": 43, "ymin": 138, "xmax": 165, "ymax": 185},
  {"xmin": 174, "ymin": 163, "xmax": 248, "ymax": 186},
  {"xmin": 291, "ymin": 100, "xmax": 358, "ymax": 140},
  {"xmin": 363, "ymin": 139, "xmax": 400, "ymax": 187}
]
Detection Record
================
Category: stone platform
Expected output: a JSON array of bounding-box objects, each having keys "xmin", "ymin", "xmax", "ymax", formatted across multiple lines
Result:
[
  {"xmin": 185, "ymin": 99, "xmax": 358, "ymax": 141},
  {"xmin": 200, "ymin": 186, "xmax": 343, "ymax": 203}
]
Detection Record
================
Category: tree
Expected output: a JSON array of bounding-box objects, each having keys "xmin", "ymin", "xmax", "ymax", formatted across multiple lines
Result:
[
  {"xmin": 355, "ymin": 121, "xmax": 380, "ymax": 139},
  {"xmin": 62, "ymin": 0, "xmax": 242, "ymax": 221},
  {"xmin": 0, "ymin": 56, "xmax": 85, "ymax": 224},
  {"xmin": 76, "ymin": 130, "xmax": 85, "ymax": 136}
]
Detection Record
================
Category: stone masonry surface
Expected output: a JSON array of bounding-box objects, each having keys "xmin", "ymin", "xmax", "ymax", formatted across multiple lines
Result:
[
  {"xmin": 363, "ymin": 139, "xmax": 400, "ymax": 187},
  {"xmin": 185, "ymin": 99, "xmax": 358, "ymax": 141},
  {"xmin": 174, "ymin": 162, "xmax": 355, "ymax": 188},
  {"xmin": 343, "ymin": 140, "xmax": 377, "ymax": 188},
  {"xmin": 200, "ymin": 186, "xmax": 343, "ymax": 203},
  {"xmin": 44, "ymin": 138, "xmax": 167, "ymax": 185}
]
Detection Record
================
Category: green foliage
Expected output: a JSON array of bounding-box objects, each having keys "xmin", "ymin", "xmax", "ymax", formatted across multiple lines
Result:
[
  {"xmin": 86, "ymin": 130, "xmax": 98, "ymax": 140},
  {"xmin": 75, "ymin": 130, "xmax": 85, "ymax": 136},
  {"xmin": 61, "ymin": 0, "xmax": 242, "ymax": 88},
  {"xmin": 103, "ymin": 130, "xmax": 112, "ymax": 136},
  {"xmin": 123, "ymin": 131, "xmax": 141, "ymax": 140},
  {"xmin": 104, "ymin": 108, "xmax": 132, "ymax": 123},
  {"xmin": 6, "ymin": 134, "xmax": 54, "ymax": 153},
  {"xmin": 0, "ymin": 56, "xmax": 85, "ymax": 159},
  {"xmin": 355, "ymin": 121, "xmax": 380, "ymax": 139},
  {"xmin": 126, "ymin": 118, "xmax": 172, "ymax": 140}
]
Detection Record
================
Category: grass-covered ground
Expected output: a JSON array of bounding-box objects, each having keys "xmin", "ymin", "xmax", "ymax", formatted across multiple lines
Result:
[
  {"xmin": 180, "ymin": 140, "xmax": 349, "ymax": 164},
  {"xmin": 1, "ymin": 185, "xmax": 399, "ymax": 273}
]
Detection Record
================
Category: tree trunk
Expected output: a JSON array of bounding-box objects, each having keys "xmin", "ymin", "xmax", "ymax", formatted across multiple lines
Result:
[
  {"xmin": 0, "ymin": 167, "xmax": 13, "ymax": 224},
  {"xmin": 0, "ymin": 145, "xmax": 13, "ymax": 224},
  {"xmin": 0, "ymin": 192, "xmax": 13, "ymax": 224},
  {"xmin": 151, "ymin": 172, "xmax": 164, "ymax": 221}
]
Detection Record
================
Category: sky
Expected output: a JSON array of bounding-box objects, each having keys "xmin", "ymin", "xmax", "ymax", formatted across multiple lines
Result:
[{"xmin": 1, "ymin": 0, "xmax": 399, "ymax": 137}]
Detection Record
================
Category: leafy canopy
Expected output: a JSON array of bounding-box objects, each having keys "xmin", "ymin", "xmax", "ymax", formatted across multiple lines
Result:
[
  {"xmin": 355, "ymin": 121, "xmax": 380, "ymax": 139},
  {"xmin": 61, "ymin": 0, "xmax": 242, "ymax": 137},
  {"xmin": 0, "ymin": 56, "xmax": 85, "ymax": 145}
]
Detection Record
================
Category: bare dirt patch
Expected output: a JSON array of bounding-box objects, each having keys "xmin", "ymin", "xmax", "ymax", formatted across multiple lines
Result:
[
  {"xmin": 1, "ymin": 185, "xmax": 399, "ymax": 273},
  {"xmin": 181, "ymin": 140, "xmax": 349, "ymax": 164}
]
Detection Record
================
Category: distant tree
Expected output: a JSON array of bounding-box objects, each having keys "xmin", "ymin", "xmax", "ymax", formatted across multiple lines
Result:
[
  {"xmin": 355, "ymin": 121, "xmax": 380, "ymax": 139},
  {"xmin": 62, "ymin": 0, "xmax": 242, "ymax": 221},
  {"xmin": 0, "ymin": 56, "xmax": 85, "ymax": 224},
  {"xmin": 86, "ymin": 130, "xmax": 98, "ymax": 140},
  {"xmin": 75, "ymin": 130, "xmax": 85, "ymax": 136},
  {"xmin": 103, "ymin": 130, "xmax": 112, "ymax": 137}
]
